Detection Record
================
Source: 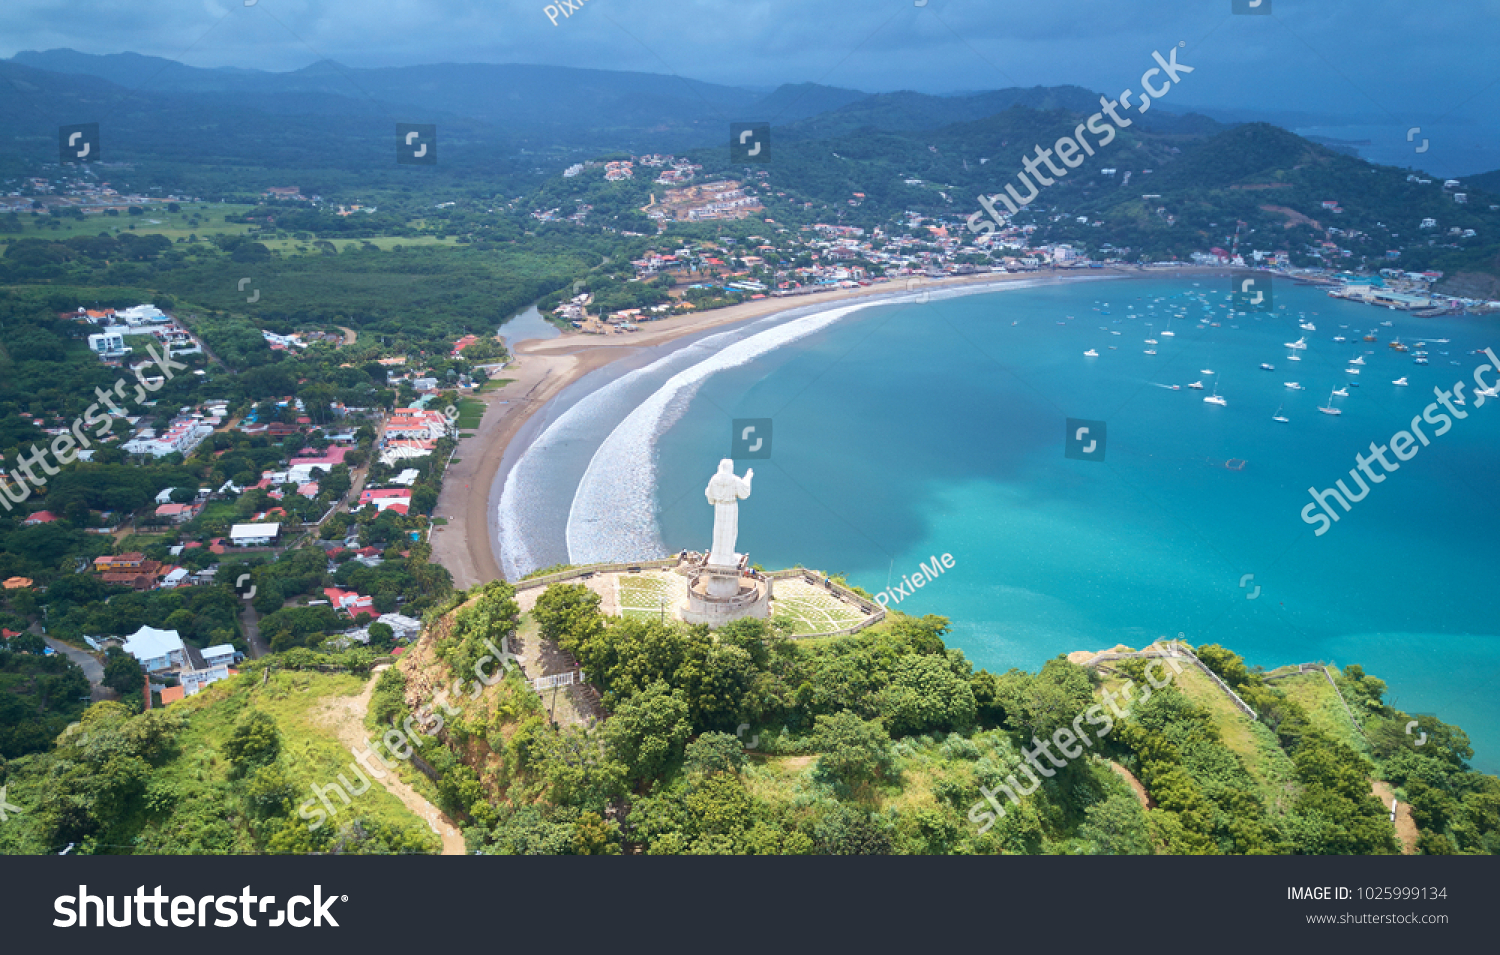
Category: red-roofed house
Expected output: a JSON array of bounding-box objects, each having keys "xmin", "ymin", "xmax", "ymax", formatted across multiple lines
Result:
[
  {"xmin": 23, "ymin": 511, "xmax": 59, "ymax": 526},
  {"xmin": 385, "ymin": 409, "xmax": 449, "ymax": 440},
  {"xmin": 155, "ymin": 501, "xmax": 203, "ymax": 524},
  {"xmin": 358, "ymin": 489, "xmax": 412, "ymax": 513},
  {"xmin": 289, "ymin": 447, "xmax": 350, "ymax": 469},
  {"xmin": 451, "ymin": 334, "xmax": 478, "ymax": 357},
  {"xmin": 323, "ymin": 587, "xmax": 375, "ymax": 615}
]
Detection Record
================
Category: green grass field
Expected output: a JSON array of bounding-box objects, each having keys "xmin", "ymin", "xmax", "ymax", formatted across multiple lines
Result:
[
  {"xmin": 148, "ymin": 669, "xmax": 439, "ymax": 852},
  {"xmin": 7, "ymin": 203, "xmax": 259, "ymax": 242},
  {"xmin": 1278, "ymin": 669, "xmax": 1369, "ymax": 752},
  {"xmin": 4, "ymin": 204, "xmax": 462, "ymax": 258}
]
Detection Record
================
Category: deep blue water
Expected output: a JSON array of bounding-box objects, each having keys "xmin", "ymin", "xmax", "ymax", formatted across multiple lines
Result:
[{"xmin": 648, "ymin": 276, "xmax": 1500, "ymax": 771}]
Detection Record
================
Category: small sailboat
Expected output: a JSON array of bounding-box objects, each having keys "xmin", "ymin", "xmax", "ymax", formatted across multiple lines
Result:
[
  {"xmin": 1285, "ymin": 382, "xmax": 1304, "ymax": 390},
  {"xmin": 1319, "ymin": 389, "xmax": 1342, "ymax": 416},
  {"xmin": 1332, "ymin": 386, "xmax": 1349, "ymax": 397},
  {"xmin": 1349, "ymin": 355, "xmax": 1365, "ymax": 365},
  {"xmin": 1415, "ymin": 357, "xmax": 1430, "ymax": 365},
  {"xmin": 1477, "ymin": 385, "xmax": 1499, "ymax": 398},
  {"xmin": 1260, "ymin": 363, "xmax": 1275, "ymax": 370},
  {"xmin": 1347, "ymin": 367, "xmax": 1360, "ymax": 375},
  {"xmin": 1144, "ymin": 348, "xmax": 1157, "ymax": 355},
  {"xmin": 1188, "ymin": 380, "xmax": 1205, "ymax": 390},
  {"xmin": 1393, "ymin": 377, "xmax": 1409, "ymax": 386},
  {"xmin": 1203, "ymin": 382, "xmax": 1227, "ymax": 406},
  {"xmin": 1287, "ymin": 353, "xmax": 1301, "ymax": 361},
  {"xmin": 1200, "ymin": 368, "xmax": 1214, "ymax": 375},
  {"xmin": 1084, "ymin": 349, "xmax": 1099, "ymax": 357},
  {"xmin": 1300, "ymin": 321, "xmax": 1316, "ymax": 331},
  {"xmin": 1285, "ymin": 337, "xmax": 1307, "ymax": 350},
  {"xmin": 1145, "ymin": 338, "xmax": 1158, "ymax": 344},
  {"xmin": 1273, "ymin": 403, "xmax": 1289, "ymax": 423},
  {"xmin": 1333, "ymin": 336, "xmax": 1346, "ymax": 342}
]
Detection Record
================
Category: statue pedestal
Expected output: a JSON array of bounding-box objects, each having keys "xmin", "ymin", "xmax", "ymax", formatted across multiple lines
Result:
[
  {"xmin": 702, "ymin": 564, "xmax": 742, "ymax": 598},
  {"xmin": 681, "ymin": 567, "xmax": 771, "ymax": 627}
]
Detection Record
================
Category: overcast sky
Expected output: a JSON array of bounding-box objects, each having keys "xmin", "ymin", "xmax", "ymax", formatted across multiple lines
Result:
[{"xmin": 4, "ymin": 0, "xmax": 1498, "ymax": 125}]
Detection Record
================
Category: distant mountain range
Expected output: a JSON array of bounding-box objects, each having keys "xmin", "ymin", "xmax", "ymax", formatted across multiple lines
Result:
[{"xmin": 1, "ymin": 49, "xmax": 1496, "ymax": 290}]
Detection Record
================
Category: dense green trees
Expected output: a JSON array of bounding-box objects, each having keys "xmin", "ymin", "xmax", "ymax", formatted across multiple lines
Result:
[{"xmin": 101, "ymin": 647, "xmax": 144, "ymax": 699}]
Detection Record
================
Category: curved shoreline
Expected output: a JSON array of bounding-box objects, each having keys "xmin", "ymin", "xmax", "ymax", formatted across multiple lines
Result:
[{"xmin": 430, "ymin": 266, "xmax": 1231, "ymax": 588}]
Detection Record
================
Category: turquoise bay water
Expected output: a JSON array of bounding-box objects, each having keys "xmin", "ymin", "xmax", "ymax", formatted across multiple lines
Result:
[{"xmin": 649, "ymin": 277, "xmax": 1500, "ymax": 771}]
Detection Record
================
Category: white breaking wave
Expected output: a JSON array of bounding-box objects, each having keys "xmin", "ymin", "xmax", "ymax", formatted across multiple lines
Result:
[
  {"xmin": 498, "ymin": 338, "xmax": 718, "ymax": 578},
  {"xmin": 565, "ymin": 302, "xmax": 874, "ymax": 565},
  {"xmin": 501, "ymin": 279, "xmax": 1057, "ymax": 577}
]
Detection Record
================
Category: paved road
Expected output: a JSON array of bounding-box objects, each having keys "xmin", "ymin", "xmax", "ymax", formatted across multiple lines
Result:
[
  {"xmin": 42, "ymin": 636, "xmax": 116, "ymax": 702},
  {"xmin": 242, "ymin": 603, "xmax": 268, "ymax": 659}
]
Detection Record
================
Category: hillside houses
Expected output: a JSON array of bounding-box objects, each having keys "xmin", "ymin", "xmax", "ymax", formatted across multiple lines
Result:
[{"xmin": 385, "ymin": 408, "xmax": 450, "ymax": 440}]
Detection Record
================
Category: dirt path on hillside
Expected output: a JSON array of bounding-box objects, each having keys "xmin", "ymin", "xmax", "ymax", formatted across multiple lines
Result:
[
  {"xmin": 1110, "ymin": 761, "xmax": 1155, "ymax": 809},
  {"xmin": 318, "ymin": 666, "xmax": 466, "ymax": 855},
  {"xmin": 1371, "ymin": 780, "xmax": 1418, "ymax": 854}
]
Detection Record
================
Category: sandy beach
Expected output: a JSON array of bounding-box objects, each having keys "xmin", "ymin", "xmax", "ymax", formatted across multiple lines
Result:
[{"xmin": 429, "ymin": 266, "xmax": 1223, "ymax": 588}]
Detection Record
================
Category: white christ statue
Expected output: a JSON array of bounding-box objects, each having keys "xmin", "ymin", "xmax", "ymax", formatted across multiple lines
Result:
[{"xmin": 705, "ymin": 459, "xmax": 753, "ymax": 568}]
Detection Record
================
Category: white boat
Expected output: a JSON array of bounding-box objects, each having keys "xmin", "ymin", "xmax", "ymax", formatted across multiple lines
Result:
[
  {"xmin": 1415, "ymin": 357, "xmax": 1430, "ymax": 365},
  {"xmin": 1333, "ymin": 336, "xmax": 1346, "ymax": 342},
  {"xmin": 1204, "ymin": 383, "xmax": 1226, "ymax": 406},
  {"xmin": 1285, "ymin": 337, "xmax": 1307, "ymax": 350},
  {"xmin": 1273, "ymin": 403, "xmax": 1289, "ymax": 423},
  {"xmin": 1393, "ymin": 377, "xmax": 1409, "ymax": 386},
  {"xmin": 1188, "ymin": 380, "xmax": 1205, "ymax": 390},
  {"xmin": 1110, "ymin": 330, "xmax": 1121, "ymax": 335},
  {"xmin": 1287, "ymin": 354, "xmax": 1301, "ymax": 361},
  {"xmin": 1347, "ymin": 367, "xmax": 1360, "ymax": 375},
  {"xmin": 1300, "ymin": 321, "xmax": 1316, "ymax": 331},
  {"xmin": 1478, "ymin": 386, "xmax": 1499, "ymax": 398},
  {"xmin": 1260, "ymin": 363, "xmax": 1275, "ymax": 370},
  {"xmin": 1380, "ymin": 320, "xmax": 1393, "ymax": 327},
  {"xmin": 1200, "ymin": 368, "xmax": 1214, "ymax": 375},
  {"xmin": 1349, "ymin": 356, "xmax": 1365, "ymax": 365},
  {"xmin": 1332, "ymin": 387, "xmax": 1349, "ymax": 397},
  {"xmin": 1319, "ymin": 389, "xmax": 1342, "ymax": 416},
  {"xmin": 1285, "ymin": 382, "xmax": 1304, "ymax": 390},
  {"xmin": 1084, "ymin": 349, "xmax": 1099, "ymax": 357},
  {"xmin": 1144, "ymin": 349, "xmax": 1157, "ymax": 355},
  {"xmin": 1145, "ymin": 338, "xmax": 1158, "ymax": 344}
]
